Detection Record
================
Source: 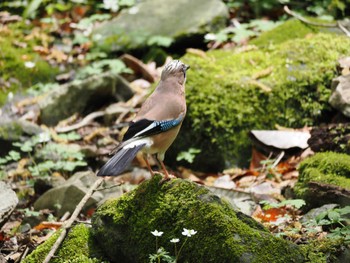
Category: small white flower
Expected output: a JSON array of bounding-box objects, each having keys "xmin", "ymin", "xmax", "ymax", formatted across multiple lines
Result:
[
  {"xmin": 103, "ymin": 0, "xmax": 119, "ymax": 12},
  {"xmin": 170, "ymin": 238, "xmax": 180, "ymax": 243},
  {"xmin": 151, "ymin": 230, "xmax": 163, "ymax": 237},
  {"xmin": 24, "ymin": 61, "xmax": 35, "ymax": 68},
  {"xmin": 182, "ymin": 228, "xmax": 197, "ymax": 237}
]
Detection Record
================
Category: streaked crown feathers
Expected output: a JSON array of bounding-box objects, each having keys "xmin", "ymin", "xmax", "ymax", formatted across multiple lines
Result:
[{"xmin": 161, "ymin": 60, "xmax": 190, "ymax": 80}]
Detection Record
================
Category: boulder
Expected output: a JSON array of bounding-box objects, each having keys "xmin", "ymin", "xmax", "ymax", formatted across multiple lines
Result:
[
  {"xmin": 33, "ymin": 171, "xmax": 124, "ymax": 217},
  {"xmin": 93, "ymin": 0, "xmax": 228, "ymax": 53},
  {"xmin": 329, "ymin": 74, "xmax": 350, "ymax": 117},
  {"xmin": 39, "ymin": 71, "xmax": 133, "ymax": 126},
  {"xmin": 294, "ymin": 152, "xmax": 350, "ymax": 208},
  {"xmin": 0, "ymin": 181, "xmax": 18, "ymax": 227},
  {"xmin": 169, "ymin": 30, "xmax": 350, "ymax": 171},
  {"xmin": 92, "ymin": 175, "xmax": 306, "ymax": 262},
  {"xmin": 0, "ymin": 118, "xmax": 42, "ymax": 156}
]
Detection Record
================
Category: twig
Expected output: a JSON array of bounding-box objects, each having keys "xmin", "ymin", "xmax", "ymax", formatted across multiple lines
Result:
[
  {"xmin": 42, "ymin": 177, "xmax": 104, "ymax": 263},
  {"xmin": 271, "ymin": 151, "xmax": 285, "ymax": 169},
  {"xmin": 283, "ymin": 6, "xmax": 336, "ymax": 27},
  {"xmin": 55, "ymin": 111, "xmax": 105, "ymax": 133},
  {"xmin": 337, "ymin": 21, "xmax": 350, "ymax": 37},
  {"xmin": 284, "ymin": 6, "xmax": 350, "ymax": 38}
]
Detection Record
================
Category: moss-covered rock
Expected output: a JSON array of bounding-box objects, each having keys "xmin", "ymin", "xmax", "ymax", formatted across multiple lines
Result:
[
  {"xmin": 92, "ymin": 175, "xmax": 306, "ymax": 262},
  {"xmin": 174, "ymin": 31, "xmax": 350, "ymax": 171},
  {"xmin": 294, "ymin": 152, "xmax": 350, "ymax": 207},
  {"xmin": 0, "ymin": 23, "xmax": 57, "ymax": 105},
  {"xmin": 22, "ymin": 224, "xmax": 108, "ymax": 263},
  {"xmin": 251, "ymin": 19, "xmax": 319, "ymax": 47}
]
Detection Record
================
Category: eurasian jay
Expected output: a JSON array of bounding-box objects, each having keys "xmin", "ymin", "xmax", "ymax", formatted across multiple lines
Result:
[{"xmin": 97, "ymin": 60, "xmax": 189, "ymax": 178}]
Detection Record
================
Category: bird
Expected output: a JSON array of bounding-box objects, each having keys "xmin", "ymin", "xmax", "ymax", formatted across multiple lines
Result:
[{"xmin": 97, "ymin": 60, "xmax": 190, "ymax": 179}]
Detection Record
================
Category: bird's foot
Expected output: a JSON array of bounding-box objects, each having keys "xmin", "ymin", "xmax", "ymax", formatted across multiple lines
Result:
[{"xmin": 158, "ymin": 173, "xmax": 176, "ymax": 185}]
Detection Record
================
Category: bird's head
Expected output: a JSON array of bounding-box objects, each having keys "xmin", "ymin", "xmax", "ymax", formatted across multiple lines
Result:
[{"xmin": 161, "ymin": 60, "xmax": 190, "ymax": 85}]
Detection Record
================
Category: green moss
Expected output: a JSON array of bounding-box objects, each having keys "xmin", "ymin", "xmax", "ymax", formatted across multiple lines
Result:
[
  {"xmin": 22, "ymin": 224, "xmax": 109, "ymax": 263},
  {"xmin": 251, "ymin": 19, "xmax": 319, "ymax": 47},
  {"xmin": 177, "ymin": 32, "xmax": 350, "ymax": 169},
  {"xmin": 92, "ymin": 175, "xmax": 306, "ymax": 262},
  {"xmin": 0, "ymin": 22, "xmax": 57, "ymax": 105},
  {"xmin": 294, "ymin": 152, "xmax": 350, "ymax": 198},
  {"xmin": 300, "ymin": 238, "xmax": 347, "ymax": 263}
]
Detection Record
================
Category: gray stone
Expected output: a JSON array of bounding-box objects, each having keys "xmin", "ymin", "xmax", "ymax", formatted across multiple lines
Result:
[
  {"xmin": 300, "ymin": 204, "xmax": 339, "ymax": 224},
  {"xmin": 33, "ymin": 171, "xmax": 124, "ymax": 217},
  {"xmin": 0, "ymin": 118, "xmax": 42, "ymax": 141},
  {"xmin": 39, "ymin": 71, "xmax": 134, "ymax": 126},
  {"xmin": 93, "ymin": 0, "xmax": 228, "ymax": 52},
  {"xmin": 0, "ymin": 181, "xmax": 18, "ymax": 227},
  {"xmin": 329, "ymin": 74, "xmax": 350, "ymax": 117}
]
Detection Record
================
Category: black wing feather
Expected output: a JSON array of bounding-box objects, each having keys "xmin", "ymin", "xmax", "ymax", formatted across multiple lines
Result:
[
  {"xmin": 123, "ymin": 119, "xmax": 153, "ymax": 141},
  {"xmin": 97, "ymin": 143, "xmax": 146, "ymax": 176},
  {"xmin": 123, "ymin": 114, "xmax": 184, "ymax": 141}
]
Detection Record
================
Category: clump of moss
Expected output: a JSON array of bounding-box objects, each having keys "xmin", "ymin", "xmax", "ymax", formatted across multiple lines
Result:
[
  {"xmin": 0, "ymin": 22, "xmax": 57, "ymax": 105},
  {"xmin": 22, "ymin": 224, "xmax": 108, "ymax": 263},
  {"xmin": 92, "ymin": 174, "xmax": 306, "ymax": 262},
  {"xmin": 251, "ymin": 19, "xmax": 319, "ymax": 47},
  {"xmin": 176, "ymin": 32, "xmax": 350, "ymax": 170},
  {"xmin": 294, "ymin": 152, "xmax": 350, "ymax": 201},
  {"xmin": 301, "ymin": 237, "xmax": 348, "ymax": 263}
]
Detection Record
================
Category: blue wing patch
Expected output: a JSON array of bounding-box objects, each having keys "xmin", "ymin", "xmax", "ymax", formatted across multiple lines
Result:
[{"xmin": 130, "ymin": 114, "xmax": 185, "ymax": 139}]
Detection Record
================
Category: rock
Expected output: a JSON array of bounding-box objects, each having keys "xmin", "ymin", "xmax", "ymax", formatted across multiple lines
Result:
[
  {"xmin": 294, "ymin": 152, "xmax": 350, "ymax": 208},
  {"xmin": 0, "ymin": 118, "xmax": 42, "ymax": 141},
  {"xmin": 92, "ymin": 175, "xmax": 306, "ymax": 262},
  {"xmin": 39, "ymin": 71, "xmax": 134, "ymax": 126},
  {"xmin": 300, "ymin": 204, "xmax": 339, "ymax": 224},
  {"xmin": 251, "ymin": 19, "xmax": 319, "ymax": 47},
  {"xmin": 249, "ymin": 130, "xmax": 311, "ymax": 157},
  {"xmin": 33, "ymin": 171, "xmax": 124, "ymax": 217},
  {"xmin": 0, "ymin": 118, "xmax": 42, "ymax": 155},
  {"xmin": 0, "ymin": 181, "xmax": 18, "ymax": 227},
  {"xmin": 93, "ymin": 0, "xmax": 228, "ymax": 53},
  {"xmin": 169, "ymin": 30, "xmax": 350, "ymax": 171},
  {"xmin": 329, "ymin": 74, "xmax": 350, "ymax": 117}
]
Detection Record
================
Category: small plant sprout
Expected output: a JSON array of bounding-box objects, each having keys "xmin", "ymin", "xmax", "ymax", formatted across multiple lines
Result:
[{"xmin": 170, "ymin": 238, "xmax": 180, "ymax": 260}]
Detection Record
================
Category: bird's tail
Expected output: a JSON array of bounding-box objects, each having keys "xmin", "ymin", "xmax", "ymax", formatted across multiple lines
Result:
[{"xmin": 97, "ymin": 143, "xmax": 146, "ymax": 176}]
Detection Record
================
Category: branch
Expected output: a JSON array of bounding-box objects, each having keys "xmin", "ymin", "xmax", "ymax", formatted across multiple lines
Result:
[
  {"xmin": 284, "ymin": 6, "xmax": 350, "ymax": 38},
  {"xmin": 42, "ymin": 177, "xmax": 104, "ymax": 263},
  {"xmin": 283, "ymin": 6, "xmax": 336, "ymax": 27}
]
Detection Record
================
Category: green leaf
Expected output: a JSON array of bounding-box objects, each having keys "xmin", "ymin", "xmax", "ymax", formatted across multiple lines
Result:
[
  {"xmin": 328, "ymin": 210, "xmax": 340, "ymax": 222},
  {"xmin": 176, "ymin": 148, "xmax": 201, "ymax": 163},
  {"xmin": 250, "ymin": 20, "xmax": 282, "ymax": 32},
  {"xmin": 8, "ymin": 151, "xmax": 21, "ymax": 161},
  {"xmin": 231, "ymin": 27, "xmax": 257, "ymax": 43},
  {"xmin": 23, "ymin": 0, "xmax": 42, "ymax": 19},
  {"xmin": 280, "ymin": 199, "xmax": 306, "ymax": 209},
  {"xmin": 147, "ymin": 36, "xmax": 174, "ymax": 47},
  {"xmin": 57, "ymin": 132, "xmax": 81, "ymax": 141},
  {"xmin": 337, "ymin": 206, "xmax": 350, "ymax": 215}
]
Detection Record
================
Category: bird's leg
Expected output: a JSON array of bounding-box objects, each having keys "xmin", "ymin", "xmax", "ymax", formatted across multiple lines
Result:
[
  {"xmin": 158, "ymin": 159, "xmax": 170, "ymax": 179},
  {"xmin": 143, "ymin": 154, "xmax": 154, "ymax": 176}
]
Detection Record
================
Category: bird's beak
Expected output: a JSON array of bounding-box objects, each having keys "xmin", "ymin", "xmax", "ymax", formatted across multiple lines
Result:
[{"xmin": 185, "ymin": 64, "xmax": 190, "ymax": 71}]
